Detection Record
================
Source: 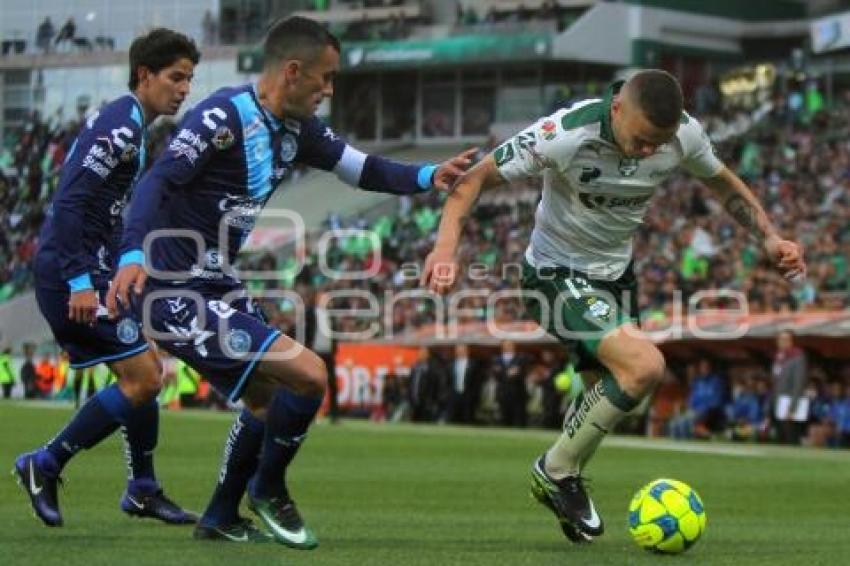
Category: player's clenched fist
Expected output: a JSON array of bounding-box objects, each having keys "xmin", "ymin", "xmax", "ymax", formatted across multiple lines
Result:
[
  {"xmin": 764, "ymin": 235, "xmax": 806, "ymax": 281},
  {"xmin": 106, "ymin": 264, "xmax": 147, "ymax": 318},
  {"xmin": 421, "ymin": 249, "xmax": 459, "ymax": 295}
]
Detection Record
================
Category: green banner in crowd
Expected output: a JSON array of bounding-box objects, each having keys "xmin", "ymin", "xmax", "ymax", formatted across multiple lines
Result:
[{"xmin": 238, "ymin": 33, "xmax": 552, "ymax": 73}]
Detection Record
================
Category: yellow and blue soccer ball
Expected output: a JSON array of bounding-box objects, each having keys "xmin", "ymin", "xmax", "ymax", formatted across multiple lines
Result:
[{"xmin": 628, "ymin": 478, "xmax": 707, "ymax": 554}]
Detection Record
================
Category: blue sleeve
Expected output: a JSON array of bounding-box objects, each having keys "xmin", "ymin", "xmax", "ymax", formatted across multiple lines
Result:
[
  {"xmin": 119, "ymin": 98, "xmax": 239, "ymax": 264},
  {"xmin": 56, "ymin": 111, "xmax": 141, "ymax": 289},
  {"xmin": 296, "ymin": 117, "xmax": 435, "ymax": 195}
]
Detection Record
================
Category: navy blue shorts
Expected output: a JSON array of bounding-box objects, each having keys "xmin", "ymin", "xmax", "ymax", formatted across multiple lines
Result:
[
  {"xmin": 144, "ymin": 290, "xmax": 281, "ymax": 402},
  {"xmin": 35, "ymin": 285, "xmax": 149, "ymax": 369}
]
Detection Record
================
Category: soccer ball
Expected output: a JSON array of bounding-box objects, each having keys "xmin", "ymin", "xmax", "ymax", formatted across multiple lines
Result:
[{"xmin": 628, "ymin": 478, "xmax": 707, "ymax": 554}]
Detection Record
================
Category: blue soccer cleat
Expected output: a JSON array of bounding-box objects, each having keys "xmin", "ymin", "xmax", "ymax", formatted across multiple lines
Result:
[
  {"xmin": 121, "ymin": 488, "xmax": 199, "ymax": 525},
  {"xmin": 13, "ymin": 451, "xmax": 64, "ymax": 527}
]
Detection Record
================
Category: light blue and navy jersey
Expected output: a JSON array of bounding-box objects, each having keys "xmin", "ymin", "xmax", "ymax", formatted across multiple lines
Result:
[
  {"xmin": 120, "ymin": 83, "xmax": 436, "ymax": 293},
  {"xmin": 35, "ymin": 94, "xmax": 147, "ymax": 291}
]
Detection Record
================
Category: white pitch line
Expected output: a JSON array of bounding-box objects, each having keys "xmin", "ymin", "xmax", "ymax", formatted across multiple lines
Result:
[{"xmin": 603, "ymin": 436, "xmax": 767, "ymax": 457}]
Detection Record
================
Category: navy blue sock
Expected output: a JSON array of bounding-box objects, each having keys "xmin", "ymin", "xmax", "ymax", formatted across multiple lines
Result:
[
  {"xmin": 42, "ymin": 383, "xmax": 126, "ymax": 472},
  {"xmin": 121, "ymin": 399, "xmax": 159, "ymax": 488},
  {"xmin": 201, "ymin": 409, "xmax": 265, "ymax": 526},
  {"xmin": 250, "ymin": 389, "xmax": 321, "ymax": 500}
]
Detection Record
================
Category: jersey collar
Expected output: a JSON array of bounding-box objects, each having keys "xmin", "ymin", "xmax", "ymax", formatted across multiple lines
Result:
[
  {"xmin": 128, "ymin": 92, "xmax": 147, "ymax": 127},
  {"xmin": 599, "ymin": 80, "xmax": 624, "ymax": 145},
  {"xmin": 250, "ymin": 83, "xmax": 284, "ymax": 132}
]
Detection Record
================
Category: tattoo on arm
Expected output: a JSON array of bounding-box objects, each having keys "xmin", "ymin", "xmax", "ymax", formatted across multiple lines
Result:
[{"xmin": 725, "ymin": 194, "xmax": 766, "ymax": 240}]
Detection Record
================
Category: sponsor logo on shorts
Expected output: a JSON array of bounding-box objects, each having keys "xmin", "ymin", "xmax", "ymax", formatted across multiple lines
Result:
[{"xmin": 586, "ymin": 296, "xmax": 611, "ymax": 321}]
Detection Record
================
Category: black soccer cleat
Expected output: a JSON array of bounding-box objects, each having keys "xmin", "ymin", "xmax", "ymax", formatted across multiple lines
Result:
[
  {"xmin": 193, "ymin": 517, "xmax": 273, "ymax": 543},
  {"xmin": 121, "ymin": 488, "xmax": 198, "ymax": 525},
  {"xmin": 530, "ymin": 455, "xmax": 603, "ymax": 541},
  {"xmin": 13, "ymin": 451, "xmax": 64, "ymax": 527}
]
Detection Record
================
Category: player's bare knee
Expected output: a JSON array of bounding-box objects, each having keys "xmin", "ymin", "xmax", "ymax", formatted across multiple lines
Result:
[
  {"xmin": 118, "ymin": 375, "xmax": 161, "ymax": 405},
  {"xmin": 611, "ymin": 348, "xmax": 665, "ymax": 398},
  {"xmin": 115, "ymin": 363, "xmax": 162, "ymax": 404},
  {"xmin": 625, "ymin": 349, "xmax": 665, "ymax": 397},
  {"xmin": 299, "ymin": 358, "xmax": 328, "ymax": 398}
]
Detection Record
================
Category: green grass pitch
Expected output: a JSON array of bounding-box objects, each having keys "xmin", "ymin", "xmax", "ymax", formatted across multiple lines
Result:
[{"xmin": 2, "ymin": 402, "xmax": 849, "ymax": 565}]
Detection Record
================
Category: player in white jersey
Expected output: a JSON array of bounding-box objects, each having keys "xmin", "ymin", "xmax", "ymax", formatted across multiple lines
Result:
[{"xmin": 422, "ymin": 70, "xmax": 805, "ymax": 543}]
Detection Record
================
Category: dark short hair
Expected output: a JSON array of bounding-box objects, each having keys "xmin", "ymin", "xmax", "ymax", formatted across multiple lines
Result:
[
  {"xmin": 626, "ymin": 69, "xmax": 683, "ymax": 129},
  {"xmin": 128, "ymin": 28, "xmax": 200, "ymax": 90},
  {"xmin": 263, "ymin": 16, "xmax": 340, "ymax": 68}
]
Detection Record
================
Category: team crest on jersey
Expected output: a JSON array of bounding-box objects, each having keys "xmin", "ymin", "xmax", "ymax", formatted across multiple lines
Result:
[
  {"xmin": 212, "ymin": 126, "xmax": 235, "ymax": 150},
  {"xmin": 116, "ymin": 318, "xmax": 140, "ymax": 345},
  {"xmin": 540, "ymin": 120, "xmax": 557, "ymax": 141},
  {"xmin": 281, "ymin": 133, "xmax": 298, "ymax": 162},
  {"xmin": 120, "ymin": 143, "xmax": 138, "ymax": 163},
  {"xmin": 618, "ymin": 158, "xmax": 639, "ymax": 177},
  {"xmin": 226, "ymin": 329, "xmax": 252, "ymax": 356}
]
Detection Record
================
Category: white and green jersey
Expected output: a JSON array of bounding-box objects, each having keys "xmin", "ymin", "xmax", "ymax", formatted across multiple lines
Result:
[{"xmin": 494, "ymin": 81, "xmax": 723, "ymax": 280}]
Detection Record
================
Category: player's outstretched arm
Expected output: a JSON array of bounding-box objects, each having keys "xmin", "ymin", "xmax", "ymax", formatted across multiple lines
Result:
[
  {"xmin": 701, "ymin": 165, "xmax": 806, "ymax": 280},
  {"xmin": 421, "ymin": 154, "xmax": 506, "ymax": 294},
  {"xmin": 297, "ymin": 117, "xmax": 475, "ymax": 195}
]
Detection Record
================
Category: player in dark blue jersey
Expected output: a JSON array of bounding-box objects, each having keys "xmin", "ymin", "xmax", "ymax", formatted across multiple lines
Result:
[
  {"xmin": 14, "ymin": 29, "xmax": 201, "ymax": 529},
  {"xmin": 107, "ymin": 17, "xmax": 474, "ymax": 546}
]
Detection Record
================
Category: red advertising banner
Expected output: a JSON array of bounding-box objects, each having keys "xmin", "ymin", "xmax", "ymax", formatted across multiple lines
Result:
[{"xmin": 333, "ymin": 343, "xmax": 421, "ymax": 411}]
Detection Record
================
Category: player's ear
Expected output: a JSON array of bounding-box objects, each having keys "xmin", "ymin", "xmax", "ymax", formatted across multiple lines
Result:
[
  {"xmin": 136, "ymin": 65, "xmax": 152, "ymax": 87},
  {"xmin": 283, "ymin": 60, "xmax": 301, "ymax": 84},
  {"xmin": 611, "ymin": 96, "xmax": 622, "ymax": 117}
]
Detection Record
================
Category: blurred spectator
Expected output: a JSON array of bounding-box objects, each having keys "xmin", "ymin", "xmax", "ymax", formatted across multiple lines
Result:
[
  {"xmin": 835, "ymin": 383, "xmax": 850, "ymax": 448},
  {"xmin": 668, "ymin": 360, "xmax": 726, "ymax": 439},
  {"xmin": 447, "ymin": 343, "xmax": 484, "ymax": 424},
  {"xmin": 0, "ymin": 347, "xmax": 14, "ymax": 398},
  {"xmin": 492, "ymin": 340, "xmax": 531, "ymax": 428},
  {"xmin": 408, "ymin": 347, "xmax": 445, "ymax": 422},
  {"xmin": 36, "ymin": 17, "xmax": 55, "ymax": 54},
  {"xmin": 725, "ymin": 375, "xmax": 769, "ymax": 441},
  {"xmin": 34, "ymin": 352, "xmax": 55, "ymax": 399},
  {"xmin": 806, "ymin": 380, "xmax": 842, "ymax": 447},
  {"xmin": 202, "ymin": 10, "xmax": 218, "ymax": 47},
  {"xmin": 20, "ymin": 343, "xmax": 37, "ymax": 399},
  {"xmin": 54, "ymin": 18, "xmax": 76, "ymax": 51},
  {"xmin": 772, "ymin": 330, "xmax": 808, "ymax": 445}
]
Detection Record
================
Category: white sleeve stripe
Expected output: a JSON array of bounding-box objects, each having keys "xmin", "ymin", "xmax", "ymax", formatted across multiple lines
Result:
[{"xmin": 333, "ymin": 145, "xmax": 367, "ymax": 186}]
